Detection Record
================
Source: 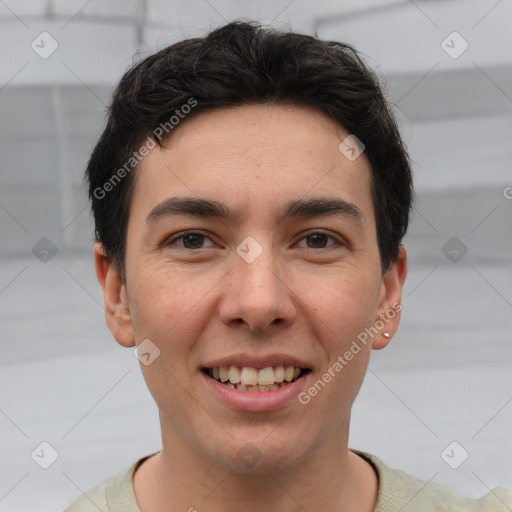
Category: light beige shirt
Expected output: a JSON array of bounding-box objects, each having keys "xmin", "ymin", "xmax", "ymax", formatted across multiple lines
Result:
[{"xmin": 64, "ymin": 449, "xmax": 512, "ymax": 511}]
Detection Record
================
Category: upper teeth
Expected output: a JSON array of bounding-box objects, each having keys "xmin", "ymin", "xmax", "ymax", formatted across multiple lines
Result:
[{"xmin": 212, "ymin": 366, "xmax": 302, "ymax": 386}]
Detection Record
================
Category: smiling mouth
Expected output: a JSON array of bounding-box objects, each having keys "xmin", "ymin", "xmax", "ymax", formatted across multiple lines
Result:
[{"xmin": 201, "ymin": 365, "xmax": 311, "ymax": 392}]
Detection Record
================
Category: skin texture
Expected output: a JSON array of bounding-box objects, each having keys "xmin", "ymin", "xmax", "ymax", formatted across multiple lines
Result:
[{"xmin": 95, "ymin": 103, "xmax": 407, "ymax": 512}]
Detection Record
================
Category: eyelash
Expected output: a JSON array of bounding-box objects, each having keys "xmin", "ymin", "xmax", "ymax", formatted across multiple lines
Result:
[{"xmin": 165, "ymin": 230, "xmax": 344, "ymax": 250}]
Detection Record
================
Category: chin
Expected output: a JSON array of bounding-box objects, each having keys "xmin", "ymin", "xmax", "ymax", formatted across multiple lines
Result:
[{"xmin": 204, "ymin": 433, "xmax": 312, "ymax": 475}]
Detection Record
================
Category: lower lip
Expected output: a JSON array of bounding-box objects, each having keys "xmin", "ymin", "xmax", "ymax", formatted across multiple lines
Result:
[{"xmin": 200, "ymin": 371, "xmax": 308, "ymax": 412}]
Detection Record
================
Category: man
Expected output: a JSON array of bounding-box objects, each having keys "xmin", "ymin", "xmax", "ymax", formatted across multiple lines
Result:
[{"xmin": 66, "ymin": 20, "xmax": 511, "ymax": 511}]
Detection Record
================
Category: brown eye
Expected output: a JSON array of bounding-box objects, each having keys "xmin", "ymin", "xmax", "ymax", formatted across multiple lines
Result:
[
  {"xmin": 166, "ymin": 231, "xmax": 214, "ymax": 249},
  {"xmin": 297, "ymin": 231, "xmax": 341, "ymax": 250},
  {"xmin": 305, "ymin": 233, "xmax": 329, "ymax": 248}
]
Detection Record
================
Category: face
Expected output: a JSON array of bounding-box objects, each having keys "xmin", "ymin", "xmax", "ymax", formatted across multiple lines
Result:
[{"xmin": 96, "ymin": 103, "xmax": 406, "ymax": 473}]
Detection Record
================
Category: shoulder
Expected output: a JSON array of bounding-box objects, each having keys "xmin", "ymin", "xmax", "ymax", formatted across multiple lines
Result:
[
  {"xmin": 63, "ymin": 455, "xmax": 154, "ymax": 512},
  {"xmin": 352, "ymin": 449, "xmax": 512, "ymax": 512},
  {"xmin": 63, "ymin": 477, "xmax": 111, "ymax": 511}
]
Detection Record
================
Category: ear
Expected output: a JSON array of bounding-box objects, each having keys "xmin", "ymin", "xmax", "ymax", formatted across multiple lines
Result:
[
  {"xmin": 372, "ymin": 246, "xmax": 407, "ymax": 350},
  {"xmin": 94, "ymin": 242, "xmax": 135, "ymax": 347}
]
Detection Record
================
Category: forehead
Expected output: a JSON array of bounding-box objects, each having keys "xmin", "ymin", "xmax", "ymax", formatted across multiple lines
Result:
[{"xmin": 130, "ymin": 103, "xmax": 375, "ymax": 228}]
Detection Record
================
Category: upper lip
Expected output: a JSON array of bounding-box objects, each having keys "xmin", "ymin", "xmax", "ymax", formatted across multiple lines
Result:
[{"xmin": 202, "ymin": 354, "xmax": 313, "ymax": 370}]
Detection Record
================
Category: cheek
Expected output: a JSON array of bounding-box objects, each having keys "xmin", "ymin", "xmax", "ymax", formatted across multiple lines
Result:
[
  {"xmin": 128, "ymin": 270, "xmax": 198, "ymax": 413},
  {"xmin": 303, "ymin": 268, "xmax": 380, "ymax": 400},
  {"xmin": 127, "ymin": 266, "xmax": 213, "ymax": 371},
  {"xmin": 128, "ymin": 263, "xmax": 193, "ymax": 332},
  {"xmin": 320, "ymin": 271, "xmax": 380, "ymax": 395},
  {"xmin": 127, "ymin": 272, "xmax": 186, "ymax": 374},
  {"xmin": 306, "ymin": 266, "xmax": 381, "ymax": 341}
]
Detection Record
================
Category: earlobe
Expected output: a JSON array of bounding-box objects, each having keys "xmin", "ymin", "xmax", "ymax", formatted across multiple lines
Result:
[
  {"xmin": 94, "ymin": 242, "xmax": 135, "ymax": 347},
  {"xmin": 372, "ymin": 247, "xmax": 407, "ymax": 350}
]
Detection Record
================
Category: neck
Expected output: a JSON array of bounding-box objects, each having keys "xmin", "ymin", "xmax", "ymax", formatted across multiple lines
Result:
[{"xmin": 133, "ymin": 419, "xmax": 378, "ymax": 512}]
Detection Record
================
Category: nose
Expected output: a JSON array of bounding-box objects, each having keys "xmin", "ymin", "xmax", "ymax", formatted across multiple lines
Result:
[{"xmin": 218, "ymin": 245, "xmax": 297, "ymax": 334}]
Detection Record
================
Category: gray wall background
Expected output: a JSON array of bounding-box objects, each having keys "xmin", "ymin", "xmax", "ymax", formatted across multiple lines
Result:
[{"xmin": 1, "ymin": 1, "xmax": 511, "ymax": 511}]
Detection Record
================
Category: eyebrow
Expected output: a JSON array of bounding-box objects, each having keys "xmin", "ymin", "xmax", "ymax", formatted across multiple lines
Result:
[{"xmin": 146, "ymin": 196, "xmax": 364, "ymax": 227}]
